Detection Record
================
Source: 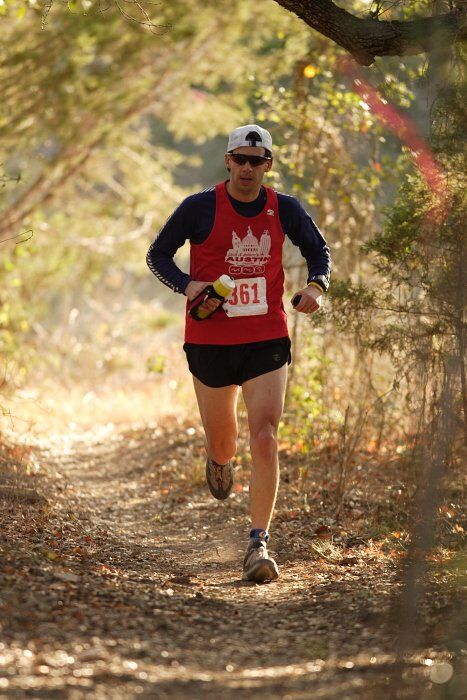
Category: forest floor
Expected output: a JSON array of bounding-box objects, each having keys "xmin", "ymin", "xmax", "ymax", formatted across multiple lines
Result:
[{"xmin": 0, "ymin": 416, "xmax": 465, "ymax": 699}]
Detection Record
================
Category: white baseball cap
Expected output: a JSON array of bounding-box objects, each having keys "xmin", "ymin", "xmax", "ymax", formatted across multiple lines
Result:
[{"xmin": 227, "ymin": 124, "xmax": 273, "ymax": 153}]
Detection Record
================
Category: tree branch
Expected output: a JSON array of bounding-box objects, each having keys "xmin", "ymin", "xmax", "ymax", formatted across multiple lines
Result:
[{"xmin": 274, "ymin": 0, "xmax": 466, "ymax": 65}]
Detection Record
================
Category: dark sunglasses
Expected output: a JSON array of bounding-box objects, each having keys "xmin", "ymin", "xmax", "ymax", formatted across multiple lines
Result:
[{"xmin": 227, "ymin": 153, "xmax": 272, "ymax": 167}]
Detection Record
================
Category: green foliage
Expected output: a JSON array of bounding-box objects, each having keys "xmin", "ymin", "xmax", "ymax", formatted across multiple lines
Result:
[
  {"xmin": 281, "ymin": 339, "xmax": 327, "ymax": 453},
  {"xmin": 326, "ymin": 280, "xmax": 377, "ymax": 334},
  {"xmin": 146, "ymin": 354, "xmax": 166, "ymax": 374},
  {"xmin": 0, "ymin": 238, "xmax": 38, "ymax": 378},
  {"xmin": 319, "ymin": 41, "xmax": 466, "ymax": 448}
]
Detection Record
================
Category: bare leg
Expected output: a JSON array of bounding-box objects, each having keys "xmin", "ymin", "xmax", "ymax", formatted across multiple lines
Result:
[
  {"xmin": 241, "ymin": 365, "xmax": 287, "ymax": 530},
  {"xmin": 192, "ymin": 377, "xmax": 239, "ymax": 464}
]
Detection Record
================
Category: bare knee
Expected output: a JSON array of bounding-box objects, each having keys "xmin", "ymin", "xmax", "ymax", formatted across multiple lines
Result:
[
  {"xmin": 250, "ymin": 423, "xmax": 278, "ymax": 461},
  {"xmin": 207, "ymin": 435, "xmax": 237, "ymax": 464}
]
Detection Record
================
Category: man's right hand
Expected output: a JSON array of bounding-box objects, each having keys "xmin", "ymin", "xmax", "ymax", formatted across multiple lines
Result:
[
  {"xmin": 185, "ymin": 280, "xmax": 222, "ymax": 315},
  {"xmin": 185, "ymin": 280, "xmax": 210, "ymax": 301}
]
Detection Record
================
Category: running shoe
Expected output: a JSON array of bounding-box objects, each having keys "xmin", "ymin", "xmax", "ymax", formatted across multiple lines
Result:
[
  {"xmin": 205, "ymin": 457, "xmax": 234, "ymax": 500},
  {"xmin": 242, "ymin": 538, "xmax": 279, "ymax": 583}
]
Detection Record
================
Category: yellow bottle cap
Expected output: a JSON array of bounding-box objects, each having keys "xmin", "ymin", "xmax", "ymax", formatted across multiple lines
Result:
[{"xmin": 213, "ymin": 275, "xmax": 235, "ymax": 298}]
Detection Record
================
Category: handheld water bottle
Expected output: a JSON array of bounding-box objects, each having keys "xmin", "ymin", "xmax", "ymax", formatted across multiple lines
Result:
[{"xmin": 189, "ymin": 275, "xmax": 235, "ymax": 321}]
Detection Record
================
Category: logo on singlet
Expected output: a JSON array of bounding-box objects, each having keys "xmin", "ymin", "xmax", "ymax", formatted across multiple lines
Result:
[{"xmin": 225, "ymin": 227, "xmax": 271, "ymax": 275}]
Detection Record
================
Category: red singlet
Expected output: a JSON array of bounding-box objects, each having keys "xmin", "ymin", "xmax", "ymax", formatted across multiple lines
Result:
[{"xmin": 185, "ymin": 182, "xmax": 288, "ymax": 345}]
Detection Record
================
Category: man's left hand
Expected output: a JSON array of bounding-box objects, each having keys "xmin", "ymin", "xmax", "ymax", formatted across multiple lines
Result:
[{"xmin": 291, "ymin": 285, "xmax": 322, "ymax": 314}]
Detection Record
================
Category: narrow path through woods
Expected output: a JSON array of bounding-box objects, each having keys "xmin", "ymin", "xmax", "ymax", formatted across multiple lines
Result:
[{"xmin": 1, "ymin": 420, "xmax": 462, "ymax": 699}]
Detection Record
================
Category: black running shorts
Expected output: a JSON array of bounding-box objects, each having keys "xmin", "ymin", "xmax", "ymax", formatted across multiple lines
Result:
[{"xmin": 183, "ymin": 337, "xmax": 292, "ymax": 388}]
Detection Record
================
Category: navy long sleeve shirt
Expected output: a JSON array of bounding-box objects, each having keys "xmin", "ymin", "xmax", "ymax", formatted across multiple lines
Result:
[{"xmin": 147, "ymin": 184, "xmax": 331, "ymax": 294}]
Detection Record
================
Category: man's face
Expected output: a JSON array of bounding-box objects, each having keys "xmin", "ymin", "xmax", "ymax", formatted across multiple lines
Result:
[{"xmin": 224, "ymin": 146, "xmax": 272, "ymax": 196}]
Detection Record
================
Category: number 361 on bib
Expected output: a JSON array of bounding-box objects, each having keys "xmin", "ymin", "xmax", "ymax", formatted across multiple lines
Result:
[{"xmin": 223, "ymin": 277, "xmax": 268, "ymax": 317}]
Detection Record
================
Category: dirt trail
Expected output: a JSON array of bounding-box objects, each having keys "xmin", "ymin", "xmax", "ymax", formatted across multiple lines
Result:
[{"xmin": 0, "ymin": 422, "xmax": 463, "ymax": 699}]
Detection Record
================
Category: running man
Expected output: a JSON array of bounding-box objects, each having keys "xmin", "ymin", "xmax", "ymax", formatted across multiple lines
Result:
[{"xmin": 147, "ymin": 124, "xmax": 331, "ymax": 583}]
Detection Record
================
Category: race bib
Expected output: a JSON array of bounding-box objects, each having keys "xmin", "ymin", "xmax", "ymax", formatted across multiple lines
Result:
[{"xmin": 223, "ymin": 277, "xmax": 268, "ymax": 317}]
